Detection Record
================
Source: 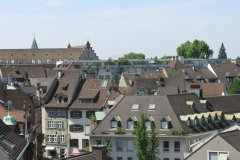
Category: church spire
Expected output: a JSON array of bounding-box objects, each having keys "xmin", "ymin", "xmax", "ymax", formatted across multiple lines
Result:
[{"xmin": 31, "ymin": 35, "xmax": 38, "ymax": 49}]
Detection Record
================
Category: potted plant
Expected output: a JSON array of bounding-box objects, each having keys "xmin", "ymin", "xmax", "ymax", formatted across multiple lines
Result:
[
  {"xmin": 214, "ymin": 119, "xmax": 220, "ymax": 126},
  {"xmin": 115, "ymin": 127, "xmax": 123, "ymax": 134},
  {"xmin": 91, "ymin": 115, "xmax": 96, "ymax": 125}
]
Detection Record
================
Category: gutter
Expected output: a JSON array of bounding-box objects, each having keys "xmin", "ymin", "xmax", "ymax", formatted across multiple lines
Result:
[{"xmin": 16, "ymin": 142, "xmax": 29, "ymax": 160}]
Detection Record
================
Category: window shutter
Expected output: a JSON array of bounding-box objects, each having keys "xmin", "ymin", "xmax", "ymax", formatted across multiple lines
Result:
[
  {"xmin": 70, "ymin": 139, "xmax": 73, "ymax": 147},
  {"xmin": 54, "ymin": 121, "xmax": 57, "ymax": 128},
  {"xmin": 76, "ymin": 139, "xmax": 79, "ymax": 148},
  {"xmin": 57, "ymin": 135, "xmax": 60, "ymax": 143},
  {"xmin": 80, "ymin": 125, "xmax": 84, "ymax": 132},
  {"xmin": 79, "ymin": 111, "xmax": 82, "ymax": 118},
  {"xmin": 69, "ymin": 125, "xmax": 73, "ymax": 132},
  {"xmin": 86, "ymin": 111, "xmax": 89, "ymax": 118},
  {"xmin": 51, "ymin": 135, "xmax": 53, "ymax": 142},
  {"xmin": 62, "ymin": 121, "xmax": 64, "ymax": 129},
  {"xmin": 70, "ymin": 111, "xmax": 73, "ymax": 118}
]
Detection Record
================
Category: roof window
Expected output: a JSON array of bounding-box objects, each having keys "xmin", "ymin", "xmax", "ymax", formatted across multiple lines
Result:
[
  {"xmin": 148, "ymin": 104, "xmax": 156, "ymax": 111},
  {"xmin": 132, "ymin": 104, "xmax": 139, "ymax": 111},
  {"xmin": 0, "ymin": 135, "xmax": 16, "ymax": 150}
]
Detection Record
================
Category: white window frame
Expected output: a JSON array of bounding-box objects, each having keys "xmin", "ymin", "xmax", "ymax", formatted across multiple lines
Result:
[
  {"xmin": 32, "ymin": 59, "xmax": 35, "ymax": 64},
  {"xmin": 52, "ymin": 135, "xmax": 57, "ymax": 142},
  {"xmin": 37, "ymin": 59, "xmax": 41, "ymax": 64},
  {"xmin": 49, "ymin": 108, "xmax": 54, "ymax": 116},
  {"xmin": 57, "ymin": 121, "xmax": 62, "ymax": 129},
  {"xmin": 127, "ymin": 140, "xmax": 133, "ymax": 151},
  {"xmin": 46, "ymin": 135, "xmax": 52, "ymax": 142},
  {"xmin": 207, "ymin": 151, "xmax": 229, "ymax": 160},
  {"xmin": 60, "ymin": 135, "xmax": 65, "ymax": 143},
  {"xmin": 106, "ymin": 69, "xmax": 110, "ymax": 72},
  {"xmin": 57, "ymin": 109, "xmax": 61, "ymax": 116},
  {"xmin": 105, "ymin": 75, "xmax": 110, "ymax": 79},
  {"xmin": 4, "ymin": 60, "xmax": 8, "ymax": 64},
  {"xmin": 161, "ymin": 121, "xmax": 169, "ymax": 129},
  {"xmin": 163, "ymin": 141, "xmax": 169, "ymax": 152},
  {"xmin": 116, "ymin": 140, "xmax": 122, "ymax": 151},
  {"xmin": 145, "ymin": 121, "xmax": 151, "ymax": 129},
  {"xmin": 48, "ymin": 120, "xmax": 55, "ymax": 128},
  {"xmin": 46, "ymin": 58, "xmax": 50, "ymax": 63},
  {"xmin": 99, "ymin": 75, "xmax": 104, "ymax": 79},
  {"xmin": 127, "ymin": 121, "xmax": 134, "ymax": 129},
  {"xmin": 10, "ymin": 59, "xmax": 14, "ymax": 64},
  {"xmin": 111, "ymin": 121, "xmax": 117, "ymax": 129}
]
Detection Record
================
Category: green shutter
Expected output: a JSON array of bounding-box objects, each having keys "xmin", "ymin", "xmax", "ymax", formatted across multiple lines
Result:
[
  {"xmin": 80, "ymin": 125, "xmax": 84, "ymax": 132},
  {"xmin": 70, "ymin": 139, "xmax": 73, "ymax": 147},
  {"xmin": 86, "ymin": 111, "xmax": 89, "ymax": 118},
  {"xmin": 69, "ymin": 125, "xmax": 73, "ymax": 132},
  {"xmin": 76, "ymin": 139, "xmax": 79, "ymax": 148},
  {"xmin": 79, "ymin": 111, "xmax": 82, "ymax": 118},
  {"xmin": 70, "ymin": 111, "xmax": 73, "ymax": 118}
]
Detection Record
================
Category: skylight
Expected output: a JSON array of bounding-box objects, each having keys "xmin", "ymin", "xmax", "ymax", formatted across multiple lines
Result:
[
  {"xmin": 148, "ymin": 104, "xmax": 156, "ymax": 111},
  {"xmin": 132, "ymin": 104, "xmax": 139, "ymax": 111},
  {"xmin": 101, "ymin": 80, "xmax": 108, "ymax": 88},
  {"xmin": 0, "ymin": 136, "xmax": 16, "ymax": 150}
]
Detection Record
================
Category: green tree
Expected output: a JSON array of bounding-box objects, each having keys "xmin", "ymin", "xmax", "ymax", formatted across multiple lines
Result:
[
  {"xmin": 160, "ymin": 55, "xmax": 172, "ymax": 59},
  {"xmin": 149, "ymin": 123, "xmax": 160, "ymax": 160},
  {"xmin": 228, "ymin": 77, "xmax": 240, "ymax": 94},
  {"xmin": 107, "ymin": 58, "xmax": 115, "ymax": 65},
  {"xmin": 218, "ymin": 43, "xmax": 227, "ymax": 59},
  {"xmin": 237, "ymin": 56, "xmax": 240, "ymax": 60},
  {"xmin": 153, "ymin": 56, "xmax": 159, "ymax": 64},
  {"xmin": 177, "ymin": 39, "xmax": 213, "ymax": 59},
  {"xmin": 135, "ymin": 114, "xmax": 160, "ymax": 160},
  {"xmin": 123, "ymin": 52, "xmax": 145, "ymax": 59}
]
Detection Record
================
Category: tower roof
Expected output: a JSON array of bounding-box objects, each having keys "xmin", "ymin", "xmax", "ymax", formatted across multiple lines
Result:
[{"xmin": 31, "ymin": 37, "xmax": 38, "ymax": 49}]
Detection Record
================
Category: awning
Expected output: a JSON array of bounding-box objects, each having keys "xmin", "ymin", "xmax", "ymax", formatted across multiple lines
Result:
[
  {"xmin": 95, "ymin": 111, "xmax": 106, "ymax": 121},
  {"xmin": 45, "ymin": 146, "xmax": 56, "ymax": 150}
]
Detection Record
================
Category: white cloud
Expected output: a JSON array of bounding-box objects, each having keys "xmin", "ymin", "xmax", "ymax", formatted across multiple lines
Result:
[{"xmin": 46, "ymin": 0, "xmax": 66, "ymax": 7}]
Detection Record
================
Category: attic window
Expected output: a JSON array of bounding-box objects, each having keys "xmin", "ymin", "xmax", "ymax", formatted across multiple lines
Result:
[
  {"xmin": 160, "ymin": 116, "xmax": 171, "ymax": 129},
  {"xmin": 15, "ymin": 71, "xmax": 20, "ymax": 74},
  {"xmin": 110, "ymin": 116, "xmax": 121, "ymax": 129},
  {"xmin": 0, "ymin": 136, "xmax": 16, "ymax": 150},
  {"xmin": 132, "ymin": 104, "xmax": 139, "ymax": 111},
  {"xmin": 148, "ymin": 104, "xmax": 156, "ymax": 111},
  {"xmin": 145, "ymin": 116, "xmax": 154, "ymax": 129},
  {"xmin": 127, "ymin": 116, "xmax": 137, "ymax": 129}
]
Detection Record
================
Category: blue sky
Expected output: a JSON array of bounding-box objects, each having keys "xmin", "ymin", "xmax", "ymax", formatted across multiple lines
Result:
[{"xmin": 0, "ymin": 0, "xmax": 240, "ymax": 59}]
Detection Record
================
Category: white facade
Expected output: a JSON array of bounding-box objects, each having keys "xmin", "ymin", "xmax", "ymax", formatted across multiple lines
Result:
[{"xmin": 89, "ymin": 132, "xmax": 213, "ymax": 160}]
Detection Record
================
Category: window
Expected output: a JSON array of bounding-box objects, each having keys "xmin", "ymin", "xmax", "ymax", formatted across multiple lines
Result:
[
  {"xmin": 60, "ymin": 135, "xmax": 65, "ymax": 143},
  {"xmin": 4, "ymin": 60, "xmax": 8, "ymax": 64},
  {"xmin": 106, "ymin": 69, "xmax": 110, "ymax": 72},
  {"xmin": 96, "ymin": 140, "xmax": 101, "ymax": 145},
  {"xmin": 52, "ymin": 59, "xmax": 56, "ymax": 63},
  {"xmin": 70, "ymin": 124, "xmax": 83, "ymax": 132},
  {"xmin": 37, "ymin": 59, "xmax": 41, "ymax": 63},
  {"xmin": 127, "ymin": 116, "xmax": 137, "ymax": 129},
  {"xmin": 145, "ymin": 121, "xmax": 152, "ymax": 129},
  {"xmin": 52, "ymin": 135, "xmax": 57, "ymax": 142},
  {"xmin": 48, "ymin": 121, "xmax": 55, "ymax": 128},
  {"xmin": 17, "ymin": 59, "xmax": 21, "ymax": 64},
  {"xmin": 174, "ymin": 159, "xmax": 180, "ymax": 160},
  {"xmin": 22, "ymin": 59, "xmax": 26, "ymax": 64},
  {"xmin": 163, "ymin": 159, "xmax": 169, "ymax": 160},
  {"xmin": 161, "ymin": 116, "xmax": 171, "ymax": 129},
  {"xmin": 49, "ymin": 109, "xmax": 54, "ymax": 116},
  {"xmin": 57, "ymin": 109, "xmax": 61, "ymax": 116},
  {"xmin": 117, "ymin": 158, "xmax": 122, "ymax": 160},
  {"xmin": 50, "ymin": 150, "xmax": 56, "ymax": 156},
  {"xmin": 32, "ymin": 59, "xmax": 35, "ymax": 64},
  {"xmin": 99, "ymin": 75, "xmax": 104, "ymax": 79},
  {"xmin": 46, "ymin": 59, "xmax": 50, "ymax": 63},
  {"xmin": 105, "ymin": 75, "xmax": 110, "ymax": 79},
  {"xmin": 163, "ymin": 141, "xmax": 169, "ymax": 151},
  {"xmin": 57, "ymin": 121, "xmax": 63, "ymax": 129},
  {"xmin": 132, "ymin": 104, "xmax": 139, "ymax": 111},
  {"xmin": 117, "ymin": 140, "xmax": 122, "ymax": 151},
  {"xmin": 10, "ymin": 59, "xmax": 14, "ymax": 64},
  {"xmin": 174, "ymin": 141, "xmax": 180, "ymax": 152},
  {"xmin": 208, "ymin": 151, "xmax": 229, "ymax": 160},
  {"xmin": 70, "ymin": 139, "xmax": 79, "ymax": 147},
  {"xmin": 127, "ymin": 158, "xmax": 133, "ymax": 160},
  {"xmin": 127, "ymin": 140, "xmax": 133, "ymax": 151},
  {"xmin": 110, "ymin": 116, "xmax": 121, "ymax": 129},
  {"xmin": 0, "ymin": 60, "xmax": 2, "ymax": 64},
  {"xmin": 46, "ymin": 135, "xmax": 52, "ymax": 142},
  {"xmin": 107, "ymin": 140, "xmax": 112, "ymax": 150},
  {"xmin": 111, "ymin": 120, "xmax": 118, "ymax": 128},
  {"xmin": 63, "ymin": 58, "xmax": 67, "ymax": 62},
  {"xmin": 58, "ymin": 59, "xmax": 61, "ymax": 61},
  {"xmin": 148, "ymin": 104, "xmax": 156, "ymax": 111},
  {"xmin": 161, "ymin": 121, "xmax": 169, "ymax": 129},
  {"xmin": 71, "ymin": 111, "xmax": 82, "ymax": 119}
]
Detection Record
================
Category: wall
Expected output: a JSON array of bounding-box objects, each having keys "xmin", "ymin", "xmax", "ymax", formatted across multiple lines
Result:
[
  {"xmin": 0, "ymin": 149, "xmax": 10, "ymax": 160},
  {"xmin": 185, "ymin": 136, "xmax": 240, "ymax": 160}
]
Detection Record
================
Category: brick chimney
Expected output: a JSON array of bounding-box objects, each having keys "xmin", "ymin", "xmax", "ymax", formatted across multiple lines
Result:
[{"xmin": 92, "ymin": 145, "xmax": 107, "ymax": 160}]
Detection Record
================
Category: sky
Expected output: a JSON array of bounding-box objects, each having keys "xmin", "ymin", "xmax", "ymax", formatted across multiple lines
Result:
[{"xmin": 0, "ymin": 0, "xmax": 240, "ymax": 60}]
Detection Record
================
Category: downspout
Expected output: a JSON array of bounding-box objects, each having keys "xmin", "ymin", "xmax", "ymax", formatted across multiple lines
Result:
[{"xmin": 16, "ymin": 142, "xmax": 29, "ymax": 160}]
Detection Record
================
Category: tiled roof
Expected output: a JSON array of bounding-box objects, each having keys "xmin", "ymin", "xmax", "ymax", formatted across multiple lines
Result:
[
  {"xmin": 0, "ymin": 119, "xmax": 28, "ymax": 159},
  {"xmin": 209, "ymin": 63, "xmax": 240, "ymax": 83},
  {"xmin": 0, "ymin": 104, "xmax": 25, "ymax": 122},
  {"xmin": 159, "ymin": 77, "xmax": 185, "ymax": 94},
  {"xmin": 79, "ymin": 90, "xmax": 100, "ymax": 99},
  {"xmin": 206, "ymin": 95, "xmax": 240, "ymax": 114},
  {"xmin": 220, "ymin": 129, "xmax": 240, "ymax": 152},
  {"xmin": 140, "ymin": 71, "xmax": 165, "ymax": 78},
  {"xmin": 92, "ymin": 95, "xmax": 184, "ymax": 134},
  {"xmin": 43, "ymin": 70, "xmax": 82, "ymax": 108},
  {"xmin": 186, "ymin": 83, "xmax": 225, "ymax": 97}
]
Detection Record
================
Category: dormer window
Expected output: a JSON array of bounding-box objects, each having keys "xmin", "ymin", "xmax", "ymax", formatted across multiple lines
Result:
[
  {"xmin": 110, "ymin": 116, "xmax": 121, "ymax": 129},
  {"xmin": 61, "ymin": 98, "xmax": 64, "ymax": 103},
  {"xmin": 160, "ymin": 116, "xmax": 171, "ymax": 129},
  {"xmin": 193, "ymin": 118, "xmax": 198, "ymax": 126},
  {"xmin": 127, "ymin": 116, "xmax": 137, "ymax": 129},
  {"xmin": 145, "ymin": 116, "xmax": 154, "ymax": 129},
  {"xmin": 187, "ymin": 119, "xmax": 191, "ymax": 126},
  {"xmin": 132, "ymin": 104, "xmax": 139, "ymax": 111},
  {"xmin": 56, "ymin": 97, "xmax": 60, "ymax": 103}
]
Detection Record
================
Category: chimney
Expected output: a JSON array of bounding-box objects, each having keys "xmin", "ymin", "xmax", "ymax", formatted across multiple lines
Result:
[
  {"xmin": 92, "ymin": 145, "xmax": 107, "ymax": 160},
  {"xmin": 134, "ymin": 81, "xmax": 138, "ymax": 95}
]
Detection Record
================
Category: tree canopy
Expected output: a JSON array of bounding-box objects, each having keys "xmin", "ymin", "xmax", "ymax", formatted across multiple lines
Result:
[
  {"xmin": 218, "ymin": 43, "xmax": 227, "ymax": 59},
  {"xmin": 228, "ymin": 77, "xmax": 240, "ymax": 94},
  {"xmin": 176, "ymin": 39, "xmax": 213, "ymax": 59},
  {"xmin": 135, "ymin": 114, "xmax": 160, "ymax": 160},
  {"xmin": 123, "ymin": 52, "xmax": 145, "ymax": 60}
]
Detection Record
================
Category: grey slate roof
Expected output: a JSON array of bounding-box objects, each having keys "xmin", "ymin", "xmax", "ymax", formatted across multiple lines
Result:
[
  {"xmin": 219, "ymin": 129, "xmax": 240, "ymax": 152},
  {"xmin": 0, "ymin": 119, "xmax": 28, "ymax": 159}
]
